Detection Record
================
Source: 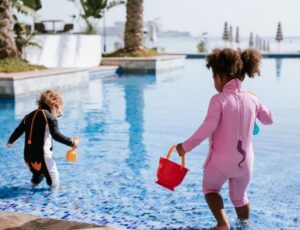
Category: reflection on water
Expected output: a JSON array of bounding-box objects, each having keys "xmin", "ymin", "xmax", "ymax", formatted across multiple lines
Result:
[
  {"xmin": 275, "ymin": 58, "xmax": 283, "ymax": 80},
  {"xmin": 122, "ymin": 76, "xmax": 155, "ymax": 175},
  {"xmin": 0, "ymin": 60, "xmax": 299, "ymax": 229}
]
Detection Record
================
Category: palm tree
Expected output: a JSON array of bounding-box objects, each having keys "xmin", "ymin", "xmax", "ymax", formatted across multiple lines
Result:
[
  {"xmin": 72, "ymin": 0, "xmax": 124, "ymax": 34},
  {"xmin": 13, "ymin": 0, "xmax": 42, "ymax": 14},
  {"xmin": 21, "ymin": 0, "xmax": 41, "ymax": 10},
  {"xmin": 13, "ymin": 0, "xmax": 42, "ymax": 55},
  {"xmin": 80, "ymin": 0, "xmax": 108, "ymax": 34},
  {"xmin": 124, "ymin": 0, "xmax": 144, "ymax": 51},
  {"xmin": 0, "ymin": 0, "xmax": 19, "ymax": 58}
]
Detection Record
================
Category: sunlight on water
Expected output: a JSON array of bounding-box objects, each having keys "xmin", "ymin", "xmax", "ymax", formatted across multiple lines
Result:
[{"xmin": 0, "ymin": 59, "xmax": 299, "ymax": 229}]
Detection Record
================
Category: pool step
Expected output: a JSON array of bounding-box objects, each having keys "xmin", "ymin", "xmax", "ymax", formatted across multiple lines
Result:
[{"xmin": 0, "ymin": 211, "xmax": 121, "ymax": 230}]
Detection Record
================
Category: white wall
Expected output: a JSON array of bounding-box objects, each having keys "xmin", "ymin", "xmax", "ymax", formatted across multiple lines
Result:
[{"xmin": 23, "ymin": 35, "xmax": 102, "ymax": 68}]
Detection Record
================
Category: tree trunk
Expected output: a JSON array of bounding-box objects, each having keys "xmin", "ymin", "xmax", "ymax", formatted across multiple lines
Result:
[
  {"xmin": 0, "ymin": 0, "xmax": 19, "ymax": 58},
  {"xmin": 124, "ymin": 0, "xmax": 144, "ymax": 51}
]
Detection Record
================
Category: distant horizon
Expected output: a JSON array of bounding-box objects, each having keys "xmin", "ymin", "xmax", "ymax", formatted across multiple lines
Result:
[
  {"xmin": 103, "ymin": 21, "xmax": 300, "ymax": 39},
  {"xmin": 17, "ymin": 0, "xmax": 300, "ymax": 37}
]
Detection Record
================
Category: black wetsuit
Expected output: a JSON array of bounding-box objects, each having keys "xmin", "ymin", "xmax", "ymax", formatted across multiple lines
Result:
[{"xmin": 8, "ymin": 108, "xmax": 73, "ymax": 187}]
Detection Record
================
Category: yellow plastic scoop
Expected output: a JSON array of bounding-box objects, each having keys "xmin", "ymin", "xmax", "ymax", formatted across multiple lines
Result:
[{"xmin": 66, "ymin": 146, "xmax": 77, "ymax": 162}]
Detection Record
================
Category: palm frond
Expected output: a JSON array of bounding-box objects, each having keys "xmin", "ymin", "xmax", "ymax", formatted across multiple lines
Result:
[
  {"xmin": 106, "ymin": 0, "xmax": 125, "ymax": 10},
  {"xmin": 13, "ymin": 1, "xmax": 40, "ymax": 20}
]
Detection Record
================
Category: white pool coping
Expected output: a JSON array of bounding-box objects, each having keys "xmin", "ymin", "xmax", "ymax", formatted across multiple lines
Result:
[{"xmin": 0, "ymin": 66, "xmax": 118, "ymax": 99}]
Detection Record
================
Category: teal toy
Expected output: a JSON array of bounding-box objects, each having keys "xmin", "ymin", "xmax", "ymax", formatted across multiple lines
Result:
[{"xmin": 253, "ymin": 121, "xmax": 260, "ymax": 135}]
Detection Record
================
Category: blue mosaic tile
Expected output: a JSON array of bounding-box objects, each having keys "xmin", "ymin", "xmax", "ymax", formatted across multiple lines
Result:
[{"xmin": 1, "ymin": 61, "xmax": 300, "ymax": 229}]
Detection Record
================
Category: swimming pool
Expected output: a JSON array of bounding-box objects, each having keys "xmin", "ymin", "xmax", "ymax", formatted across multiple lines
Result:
[{"xmin": 0, "ymin": 59, "xmax": 299, "ymax": 229}]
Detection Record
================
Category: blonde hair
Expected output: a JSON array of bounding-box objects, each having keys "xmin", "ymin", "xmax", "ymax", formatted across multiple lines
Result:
[{"xmin": 37, "ymin": 89, "xmax": 63, "ymax": 110}]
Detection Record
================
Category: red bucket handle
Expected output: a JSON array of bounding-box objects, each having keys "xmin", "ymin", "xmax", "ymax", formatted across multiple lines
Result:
[{"xmin": 166, "ymin": 145, "xmax": 185, "ymax": 170}]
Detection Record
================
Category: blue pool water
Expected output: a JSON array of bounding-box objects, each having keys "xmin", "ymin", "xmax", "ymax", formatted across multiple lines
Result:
[{"xmin": 0, "ymin": 59, "xmax": 300, "ymax": 229}]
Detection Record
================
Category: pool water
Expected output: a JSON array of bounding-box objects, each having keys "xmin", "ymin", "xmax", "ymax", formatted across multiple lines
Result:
[{"xmin": 0, "ymin": 59, "xmax": 299, "ymax": 229}]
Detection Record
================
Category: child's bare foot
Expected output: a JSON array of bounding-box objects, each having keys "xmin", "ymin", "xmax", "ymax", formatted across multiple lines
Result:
[
  {"xmin": 50, "ymin": 185, "xmax": 60, "ymax": 190},
  {"xmin": 49, "ymin": 185, "xmax": 66, "ymax": 191},
  {"xmin": 31, "ymin": 183, "xmax": 40, "ymax": 189},
  {"xmin": 210, "ymin": 222, "xmax": 230, "ymax": 230},
  {"xmin": 236, "ymin": 218, "xmax": 250, "ymax": 228}
]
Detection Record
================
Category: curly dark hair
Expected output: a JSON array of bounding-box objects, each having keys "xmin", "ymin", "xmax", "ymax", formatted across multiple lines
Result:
[
  {"xmin": 240, "ymin": 49, "xmax": 261, "ymax": 77},
  {"xmin": 206, "ymin": 48, "xmax": 261, "ymax": 80}
]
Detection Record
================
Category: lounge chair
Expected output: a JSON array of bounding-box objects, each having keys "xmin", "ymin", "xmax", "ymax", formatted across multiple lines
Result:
[
  {"xmin": 58, "ymin": 24, "xmax": 74, "ymax": 33},
  {"xmin": 34, "ymin": 23, "xmax": 47, "ymax": 33}
]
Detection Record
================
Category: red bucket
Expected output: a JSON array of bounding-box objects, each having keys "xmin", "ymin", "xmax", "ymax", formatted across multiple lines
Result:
[{"xmin": 156, "ymin": 145, "xmax": 189, "ymax": 191}]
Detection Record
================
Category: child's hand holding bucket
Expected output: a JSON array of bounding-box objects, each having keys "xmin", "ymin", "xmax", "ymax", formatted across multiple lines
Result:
[
  {"xmin": 72, "ymin": 136, "xmax": 80, "ymax": 147},
  {"xmin": 176, "ymin": 143, "xmax": 186, "ymax": 157},
  {"xmin": 66, "ymin": 146, "xmax": 78, "ymax": 162},
  {"xmin": 156, "ymin": 145, "xmax": 189, "ymax": 191},
  {"xmin": 66, "ymin": 136, "xmax": 80, "ymax": 162}
]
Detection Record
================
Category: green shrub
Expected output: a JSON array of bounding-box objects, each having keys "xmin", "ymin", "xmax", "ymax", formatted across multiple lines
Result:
[
  {"xmin": 197, "ymin": 41, "xmax": 206, "ymax": 53},
  {"xmin": 0, "ymin": 58, "xmax": 45, "ymax": 73},
  {"xmin": 103, "ymin": 48, "xmax": 159, "ymax": 57}
]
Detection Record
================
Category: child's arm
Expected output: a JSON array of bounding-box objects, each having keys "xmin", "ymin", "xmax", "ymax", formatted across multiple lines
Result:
[
  {"xmin": 181, "ymin": 95, "xmax": 222, "ymax": 153},
  {"xmin": 46, "ymin": 113, "xmax": 74, "ymax": 147},
  {"xmin": 257, "ymin": 101, "xmax": 273, "ymax": 125},
  {"xmin": 246, "ymin": 91, "xmax": 273, "ymax": 125},
  {"xmin": 7, "ymin": 117, "xmax": 26, "ymax": 147}
]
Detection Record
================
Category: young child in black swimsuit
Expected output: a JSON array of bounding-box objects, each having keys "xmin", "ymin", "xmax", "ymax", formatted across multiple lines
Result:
[{"xmin": 7, "ymin": 90, "xmax": 80, "ymax": 189}]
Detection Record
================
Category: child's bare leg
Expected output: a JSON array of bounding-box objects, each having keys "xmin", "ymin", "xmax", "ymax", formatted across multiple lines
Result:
[
  {"xmin": 205, "ymin": 193, "xmax": 230, "ymax": 230},
  {"xmin": 31, "ymin": 173, "xmax": 44, "ymax": 187},
  {"xmin": 235, "ymin": 203, "xmax": 250, "ymax": 220}
]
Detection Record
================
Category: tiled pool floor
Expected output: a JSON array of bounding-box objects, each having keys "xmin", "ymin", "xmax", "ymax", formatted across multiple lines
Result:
[{"xmin": 0, "ymin": 59, "xmax": 300, "ymax": 229}]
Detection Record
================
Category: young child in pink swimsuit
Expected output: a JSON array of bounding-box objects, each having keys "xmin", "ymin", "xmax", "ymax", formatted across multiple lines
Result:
[{"xmin": 176, "ymin": 48, "xmax": 273, "ymax": 230}]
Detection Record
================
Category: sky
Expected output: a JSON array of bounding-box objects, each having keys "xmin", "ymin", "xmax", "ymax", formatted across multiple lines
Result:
[{"xmin": 28, "ymin": 0, "xmax": 300, "ymax": 37}]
